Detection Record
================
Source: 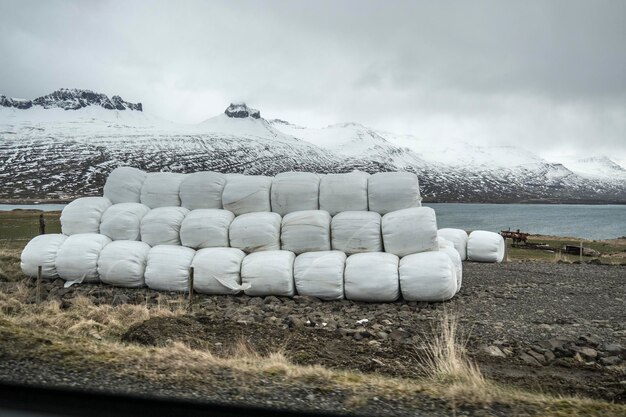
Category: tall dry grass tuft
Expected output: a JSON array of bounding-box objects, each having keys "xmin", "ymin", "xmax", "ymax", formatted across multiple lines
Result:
[{"xmin": 417, "ymin": 313, "xmax": 491, "ymax": 404}]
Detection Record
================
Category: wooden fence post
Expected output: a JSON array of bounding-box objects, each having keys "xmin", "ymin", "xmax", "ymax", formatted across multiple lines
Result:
[
  {"xmin": 188, "ymin": 266, "xmax": 194, "ymax": 311},
  {"xmin": 36, "ymin": 265, "xmax": 42, "ymax": 305},
  {"xmin": 579, "ymin": 240, "xmax": 583, "ymax": 262}
]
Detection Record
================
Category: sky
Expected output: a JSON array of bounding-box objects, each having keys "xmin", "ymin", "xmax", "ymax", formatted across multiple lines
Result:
[{"xmin": 0, "ymin": 0, "xmax": 625, "ymax": 163}]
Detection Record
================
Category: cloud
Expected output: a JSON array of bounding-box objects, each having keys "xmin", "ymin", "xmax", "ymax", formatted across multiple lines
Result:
[{"xmin": 0, "ymin": 0, "xmax": 624, "ymax": 160}]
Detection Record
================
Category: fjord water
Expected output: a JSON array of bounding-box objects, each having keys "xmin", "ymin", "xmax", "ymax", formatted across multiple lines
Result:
[
  {"xmin": 425, "ymin": 203, "xmax": 626, "ymax": 240},
  {"xmin": 1, "ymin": 203, "xmax": 624, "ymax": 240}
]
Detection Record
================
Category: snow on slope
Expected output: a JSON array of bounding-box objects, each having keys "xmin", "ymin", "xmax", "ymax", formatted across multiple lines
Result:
[
  {"xmin": 548, "ymin": 155, "xmax": 626, "ymax": 182},
  {"xmin": 1, "ymin": 90, "xmax": 625, "ymax": 203}
]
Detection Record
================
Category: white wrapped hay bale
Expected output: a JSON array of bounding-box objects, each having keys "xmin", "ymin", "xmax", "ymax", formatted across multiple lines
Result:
[
  {"xmin": 222, "ymin": 175, "xmax": 272, "ymax": 215},
  {"xmin": 179, "ymin": 171, "xmax": 227, "ymax": 210},
  {"xmin": 438, "ymin": 238, "xmax": 463, "ymax": 292},
  {"xmin": 60, "ymin": 197, "xmax": 112, "ymax": 235},
  {"xmin": 319, "ymin": 171, "xmax": 369, "ymax": 215},
  {"xmin": 180, "ymin": 209, "xmax": 234, "ymax": 249},
  {"xmin": 55, "ymin": 233, "xmax": 112, "ymax": 283},
  {"xmin": 368, "ymin": 172, "xmax": 421, "ymax": 215},
  {"xmin": 99, "ymin": 203, "xmax": 151, "ymax": 241},
  {"xmin": 20, "ymin": 234, "xmax": 67, "ymax": 278},
  {"xmin": 438, "ymin": 228, "xmax": 469, "ymax": 260},
  {"xmin": 331, "ymin": 211, "xmax": 382, "ymax": 254},
  {"xmin": 382, "ymin": 207, "xmax": 438, "ymax": 257},
  {"xmin": 191, "ymin": 248, "xmax": 247, "ymax": 294},
  {"xmin": 294, "ymin": 251, "xmax": 346, "ymax": 300},
  {"xmin": 280, "ymin": 210, "xmax": 331, "ymax": 254},
  {"xmin": 270, "ymin": 172, "xmax": 320, "ymax": 215},
  {"xmin": 241, "ymin": 250, "xmax": 296, "ymax": 297},
  {"xmin": 144, "ymin": 245, "xmax": 195, "ymax": 292},
  {"xmin": 467, "ymin": 231, "xmax": 505, "ymax": 263},
  {"xmin": 344, "ymin": 253, "xmax": 399, "ymax": 302},
  {"xmin": 103, "ymin": 167, "xmax": 147, "ymax": 204},
  {"xmin": 97, "ymin": 240, "xmax": 150, "ymax": 288},
  {"xmin": 140, "ymin": 172, "xmax": 186, "ymax": 208},
  {"xmin": 399, "ymin": 251, "xmax": 457, "ymax": 301},
  {"xmin": 140, "ymin": 207, "xmax": 189, "ymax": 246},
  {"xmin": 229, "ymin": 212, "xmax": 281, "ymax": 253}
]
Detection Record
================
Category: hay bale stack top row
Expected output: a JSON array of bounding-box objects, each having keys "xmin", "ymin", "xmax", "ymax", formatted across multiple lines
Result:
[{"xmin": 103, "ymin": 167, "xmax": 422, "ymax": 215}]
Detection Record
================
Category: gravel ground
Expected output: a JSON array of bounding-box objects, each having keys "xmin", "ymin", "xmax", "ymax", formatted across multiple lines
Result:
[{"xmin": 1, "ymin": 261, "xmax": 625, "ymax": 415}]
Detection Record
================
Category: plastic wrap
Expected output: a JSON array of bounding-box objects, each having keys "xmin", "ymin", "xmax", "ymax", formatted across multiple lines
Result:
[
  {"xmin": 319, "ymin": 171, "xmax": 369, "ymax": 215},
  {"xmin": 331, "ymin": 211, "xmax": 382, "ymax": 254},
  {"xmin": 191, "ymin": 247, "xmax": 247, "ymax": 294},
  {"xmin": 228, "ymin": 212, "xmax": 281, "ymax": 253},
  {"xmin": 467, "ymin": 231, "xmax": 505, "ymax": 263},
  {"xmin": 270, "ymin": 172, "xmax": 320, "ymax": 215},
  {"xmin": 140, "ymin": 172, "xmax": 186, "ymax": 208},
  {"xmin": 55, "ymin": 233, "xmax": 112, "ymax": 283},
  {"xmin": 97, "ymin": 240, "xmax": 150, "ymax": 287},
  {"xmin": 99, "ymin": 203, "xmax": 151, "ymax": 241},
  {"xmin": 437, "ymin": 228, "xmax": 469, "ymax": 260},
  {"xmin": 180, "ymin": 209, "xmax": 234, "ymax": 249},
  {"xmin": 399, "ymin": 251, "xmax": 457, "ymax": 301},
  {"xmin": 222, "ymin": 175, "xmax": 272, "ymax": 215},
  {"xmin": 381, "ymin": 207, "xmax": 438, "ymax": 257},
  {"xmin": 144, "ymin": 245, "xmax": 195, "ymax": 292},
  {"xmin": 140, "ymin": 207, "xmax": 189, "ymax": 246},
  {"xmin": 344, "ymin": 252, "xmax": 399, "ymax": 302},
  {"xmin": 179, "ymin": 171, "xmax": 227, "ymax": 210},
  {"xmin": 294, "ymin": 251, "xmax": 346, "ymax": 300},
  {"xmin": 20, "ymin": 234, "xmax": 67, "ymax": 278},
  {"xmin": 368, "ymin": 172, "xmax": 421, "ymax": 214},
  {"xmin": 241, "ymin": 250, "xmax": 296, "ymax": 297},
  {"xmin": 280, "ymin": 210, "xmax": 331, "ymax": 254},
  {"xmin": 103, "ymin": 167, "xmax": 147, "ymax": 204},
  {"xmin": 60, "ymin": 197, "xmax": 111, "ymax": 235}
]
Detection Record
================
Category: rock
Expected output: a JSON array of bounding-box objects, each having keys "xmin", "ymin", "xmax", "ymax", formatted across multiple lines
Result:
[
  {"xmin": 544, "ymin": 350, "xmax": 556, "ymax": 362},
  {"xmin": 389, "ymin": 329, "xmax": 408, "ymax": 341},
  {"xmin": 600, "ymin": 356, "xmax": 622, "ymax": 366},
  {"xmin": 527, "ymin": 350, "xmax": 546, "ymax": 365},
  {"xmin": 578, "ymin": 334, "xmax": 602, "ymax": 347},
  {"xmin": 285, "ymin": 316, "xmax": 304, "ymax": 328},
  {"xmin": 248, "ymin": 297, "xmax": 263, "ymax": 306},
  {"xmin": 263, "ymin": 296, "xmax": 281, "ymax": 305},
  {"xmin": 537, "ymin": 324, "xmax": 552, "ymax": 331},
  {"xmin": 604, "ymin": 343, "xmax": 623, "ymax": 355},
  {"xmin": 571, "ymin": 346, "xmax": 598, "ymax": 360},
  {"xmin": 377, "ymin": 331, "xmax": 389, "ymax": 341},
  {"xmin": 224, "ymin": 103, "xmax": 260, "ymax": 119},
  {"xmin": 538, "ymin": 338, "xmax": 565, "ymax": 351},
  {"xmin": 480, "ymin": 345, "xmax": 506, "ymax": 358},
  {"xmin": 519, "ymin": 352, "xmax": 542, "ymax": 367}
]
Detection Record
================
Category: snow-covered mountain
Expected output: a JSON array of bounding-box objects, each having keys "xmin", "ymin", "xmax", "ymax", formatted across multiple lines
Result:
[{"xmin": 1, "ymin": 89, "xmax": 625, "ymax": 203}]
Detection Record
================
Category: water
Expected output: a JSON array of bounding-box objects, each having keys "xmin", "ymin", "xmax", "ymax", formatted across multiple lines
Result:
[
  {"xmin": 0, "ymin": 204, "xmax": 67, "ymax": 211},
  {"xmin": 1, "ymin": 203, "xmax": 624, "ymax": 240},
  {"xmin": 424, "ymin": 203, "xmax": 626, "ymax": 240}
]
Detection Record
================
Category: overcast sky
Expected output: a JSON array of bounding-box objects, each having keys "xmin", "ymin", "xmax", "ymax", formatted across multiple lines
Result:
[{"xmin": 1, "ymin": 0, "xmax": 624, "ymax": 162}]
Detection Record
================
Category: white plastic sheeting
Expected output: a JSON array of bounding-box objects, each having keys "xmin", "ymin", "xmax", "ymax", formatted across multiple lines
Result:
[
  {"xmin": 191, "ymin": 248, "xmax": 247, "ymax": 294},
  {"xmin": 294, "ymin": 251, "xmax": 346, "ymax": 300},
  {"xmin": 241, "ymin": 250, "xmax": 296, "ymax": 297},
  {"xmin": 20, "ymin": 234, "xmax": 67, "ymax": 278},
  {"xmin": 318, "ymin": 171, "xmax": 369, "ymax": 215},
  {"xmin": 438, "ymin": 238, "xmax": 463, "ymax": 292},
  {"xmin": 140, "ymin": 207, "xmax": 189, "ymax": 246},
  {"xmin": 103, "ymin": 167, "xmax": 147, "ymax": 204},
  {"xmin": 280, "ymin": 210, "xmax": 331, "ymax": 254},
  {"xmin": 467, "ymin": 231, "xmax": 505, "ymax": 263},
  {"xmin": 144, "ymin": 245, "xmax": 195, "ymax": 292},
  {"xmin": 180, "ymin": 209, "xmax": 234, "ymax": 249},
  {"xmin": 140, "ymin": 172, "xmax": 186, "ymax": 208},
  {"xmin": 222, "ymin": 175, "xmax": 272, "ymax": 215},
  {"xmin": 399, "ymin": 251, "xmax": 457, "ymax": 301},
  {"xmin": 179, "ymin": 172, "xmax": 227, "ymax": 210},
  {"xmin": 60, "ymin": 197, "xmax": 112, "ymax": 235},
  {"xmin": 331, "ymin": 211, "xmax": 383, "ymax": 254},
  {"xmin": 55, "ymin": 233, "xmax": 111, "ymax": 283},
  {"xmin": 344, "ymin": 253, "xmax": 399, "ymax": 302},
  {"xmin": 97, "ymin": 241, "xmax": 150, "ymax": 288},
  {"xmin": 270, "ymin": 172, "xmax": 320, "ymax": 215},
  {"xmin": 99, "ymin": 203, "xmax": 151, "ymax": 241},
  {"xmin": 438, "ymin": 228, "xmax": 469, "ymax": 260},
  {"xmin": 228, "ymin": 212, "xmax": 282, "ymax": 253},
  {"xmin": 368, "ymin": 172, "xmax": 421, "ymax": 214},
  {"xmin": 381, "ymin": 207, "xmax": 438, "ymax": 257}
]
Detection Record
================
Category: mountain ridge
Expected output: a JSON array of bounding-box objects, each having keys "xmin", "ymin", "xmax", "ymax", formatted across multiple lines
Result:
[{"xmin": 1, "ymin": 91, "xmax": 624, "ymax": 204}]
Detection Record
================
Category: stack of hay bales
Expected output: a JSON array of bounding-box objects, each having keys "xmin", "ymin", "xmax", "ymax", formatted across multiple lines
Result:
[{"xmin": 21, "ymin": 167, "xmax": 505, "ymax": 303}]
